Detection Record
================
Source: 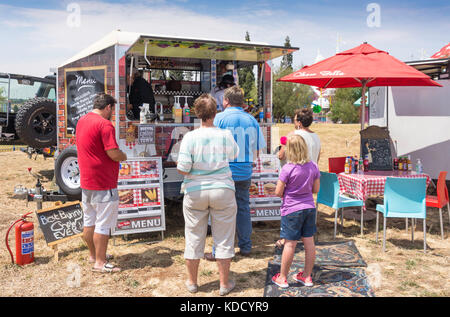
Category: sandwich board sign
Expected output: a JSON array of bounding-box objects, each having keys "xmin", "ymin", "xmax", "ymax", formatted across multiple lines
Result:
[
  {"xmin": 112, "ymin": 157, "xmax": 166, "ymax": 237},
  {"xmin": 250, "ymin": 155, "xmax": 282, "ymax": 222},
  {"xmin": 36, "ymin": 201, "xmax": 84, "ymax": 246}
]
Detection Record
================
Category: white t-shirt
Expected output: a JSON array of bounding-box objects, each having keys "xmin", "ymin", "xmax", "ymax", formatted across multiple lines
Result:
[{"xmin": 294, "ymin": 129, "xmax": 321, "ymax": 164}]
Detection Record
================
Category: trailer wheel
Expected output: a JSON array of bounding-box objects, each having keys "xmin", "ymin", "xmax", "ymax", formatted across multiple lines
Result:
[
  {"xmin": 55, "ymin": 146, "xmax": 81, "ymax": 200},
  {"xmin": 14, "ymin": 97, "xmax": 56, "ymax": 148}
]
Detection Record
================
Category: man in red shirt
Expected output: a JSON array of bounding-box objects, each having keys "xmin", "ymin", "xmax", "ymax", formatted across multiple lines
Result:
[{"xmin": 76, "ymin": 93, "xmax": 127, "ymax": 273}]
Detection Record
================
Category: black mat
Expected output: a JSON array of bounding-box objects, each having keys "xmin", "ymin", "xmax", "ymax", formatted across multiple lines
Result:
[{"xmin": 264, "ymin": 240, "xmax": 375, "ymax": 297}]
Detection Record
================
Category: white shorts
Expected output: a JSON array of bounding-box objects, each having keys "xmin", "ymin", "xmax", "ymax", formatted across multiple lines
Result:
[
  {"xmin": 82, "ymin": 189, "xmax": 119, "ymax": 235},
  {"xmin": 183, "ymin": 188, "xmax": 237, "ymax": 259}
]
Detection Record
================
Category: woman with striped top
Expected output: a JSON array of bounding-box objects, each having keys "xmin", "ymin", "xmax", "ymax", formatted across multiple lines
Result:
[{"xmin": 177, "ymin": 93, "xmax": 239, "ymax": 296}]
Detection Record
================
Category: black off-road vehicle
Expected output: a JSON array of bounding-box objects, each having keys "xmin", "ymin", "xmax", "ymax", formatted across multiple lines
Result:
[{"xmin": 0, "ymin": 73, "xmax": 56, "ymax": 149}]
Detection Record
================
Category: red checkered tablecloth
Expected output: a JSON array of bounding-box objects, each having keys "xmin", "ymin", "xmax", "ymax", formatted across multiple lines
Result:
[{"xmin": 338, "ymin": 171, "xmax": 431, "ymax": 210}]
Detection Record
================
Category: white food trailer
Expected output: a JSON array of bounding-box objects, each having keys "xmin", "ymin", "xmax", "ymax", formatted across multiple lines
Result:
[
  {"xmin": 369, "ymin": 57, "xmax": 450, "ymax": 181},
  {"xmin": 53, "ymin": 30, "xmax": 298, "ymax": 236}
]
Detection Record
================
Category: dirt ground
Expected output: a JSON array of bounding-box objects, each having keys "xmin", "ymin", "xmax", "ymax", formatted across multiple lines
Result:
[{"xmin": 0, "ymin": 124, "xmax": 449, "ymax": 297}]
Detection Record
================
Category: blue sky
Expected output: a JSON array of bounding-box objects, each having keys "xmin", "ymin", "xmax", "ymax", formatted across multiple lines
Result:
[{"xmin": 0, "ymin": 0, "xmax": 448, "ymax": 77}]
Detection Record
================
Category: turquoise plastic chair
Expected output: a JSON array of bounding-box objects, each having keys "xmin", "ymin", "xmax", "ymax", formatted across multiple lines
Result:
[
  {"xmin": 317, "ymin": 172, "xmax": 365, "ymax": 238},
  {"xmin": 375, "ymin": 177, "xmax": 427, "ymax": 252}
]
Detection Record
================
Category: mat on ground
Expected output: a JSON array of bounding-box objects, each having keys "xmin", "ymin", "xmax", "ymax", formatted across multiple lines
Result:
[{"xmin": 264, "ymin": 240, "xmax": 375, "ymax": 297}]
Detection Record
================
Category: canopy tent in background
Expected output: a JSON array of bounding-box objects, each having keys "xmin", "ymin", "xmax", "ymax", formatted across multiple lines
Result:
[{"xmin": 431, "ymin": 43, "xmax": 450, "ymax": 59}]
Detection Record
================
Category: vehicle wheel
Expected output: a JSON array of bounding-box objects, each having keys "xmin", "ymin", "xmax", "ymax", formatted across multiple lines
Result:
[
  {"xmin": 15, "ymin": 97, "xmax": 56, "ymax": 148},
  {"xmin": 55, "ymin": 146, "xmax": 81, "ymax": 200}
]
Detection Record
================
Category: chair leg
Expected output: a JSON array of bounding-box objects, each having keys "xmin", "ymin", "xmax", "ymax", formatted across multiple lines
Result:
[
  {"xmin": 341, "ymin": 207, "xmax": 344, "ymax": 233},
  {"xmin": 411, "ymin": 218, "xmax": 414, "ymax": 242},
  {"xmin": 334, "ymin": 208, "xmax": 338, "ymax": 239},
  {"xmin": 439, "ymin": 208, "xmax": 444, "ymax": 240},
  {"xmin": 423, "ymin": 218, "xmax": 427, "ymax": 253},
  {"xmin": 376, "ymin": 212, "xmax": 379, "ymax": 242},
  {"xmin": 361, "ymin": 206, "xmax": 364, "ymax": 237},
  {"xmin": 383, "ymin": 216, "xmax": 387, "ymax": 252},
  {"xmin": 405, "ymin": 218, "xmax": 408, "ymax": 234}
]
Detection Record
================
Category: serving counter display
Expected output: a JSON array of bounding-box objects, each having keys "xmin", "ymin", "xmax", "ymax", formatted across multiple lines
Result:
[
  {"xmin": 112, "ymin": 157, "xmax": 166, "ymax": 237},
  {"xmin": 250, "ymin": 154, "xmax": 282, "ymax": 222}
]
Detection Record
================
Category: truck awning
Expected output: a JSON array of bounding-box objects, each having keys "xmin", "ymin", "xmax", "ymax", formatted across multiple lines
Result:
[
  {"xmin": 59, "ymin": 30, "xmax": 299, "ymax": 68},
  {"xmin": 126, "ymin": 35, "xmax": 298, "ymax": 63}
]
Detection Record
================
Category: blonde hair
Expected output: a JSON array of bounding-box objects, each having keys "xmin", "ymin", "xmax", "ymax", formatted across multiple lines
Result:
[{"xmin": 286, "ymin": 134, "xmax": 310, "ymax": 165}]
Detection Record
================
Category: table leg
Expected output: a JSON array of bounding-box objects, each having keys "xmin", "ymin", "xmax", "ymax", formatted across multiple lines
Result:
[
  {"xmin": 411, "ymin": 218, "xmax": 414, "ymax": 242},
  {"xmin": 405, "ymin": 218, "xmax": 408, "ymax": 234}
]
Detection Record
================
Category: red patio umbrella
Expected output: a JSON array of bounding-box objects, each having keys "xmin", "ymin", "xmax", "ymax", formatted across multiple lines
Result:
[{"xmin": 279, "ymin": 42, "xmax": 442, "ymax": 130}]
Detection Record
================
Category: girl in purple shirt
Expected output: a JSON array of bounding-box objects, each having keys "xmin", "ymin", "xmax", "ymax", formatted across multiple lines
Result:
[{"xmin": 272, "ymin": 134, "xmax": 320, "ymax": 288}]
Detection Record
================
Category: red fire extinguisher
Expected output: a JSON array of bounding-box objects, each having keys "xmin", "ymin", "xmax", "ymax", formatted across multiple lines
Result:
[{"xmin": 5, "ymin": 212, "xmax": 34, "ymax": 266}]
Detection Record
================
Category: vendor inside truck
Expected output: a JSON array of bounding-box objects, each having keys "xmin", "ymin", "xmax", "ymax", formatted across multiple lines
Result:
[{"xmin": 128, "ymin": 70, "xmax": 156, "ymax": 120}]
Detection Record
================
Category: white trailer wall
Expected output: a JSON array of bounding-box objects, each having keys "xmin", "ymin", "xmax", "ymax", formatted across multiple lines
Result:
[{"xmin": 369, "ymin": 80, "xmax": 450, "ymax": 180}]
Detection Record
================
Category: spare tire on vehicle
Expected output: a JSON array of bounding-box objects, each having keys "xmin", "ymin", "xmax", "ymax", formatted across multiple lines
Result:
[
  {"xmin": 55, "ymin": 146, "xmax": 81, "ymax": 200},
  {"xmin": 15, "ymin": 97, "xmax": 56, "ymax": 148}
]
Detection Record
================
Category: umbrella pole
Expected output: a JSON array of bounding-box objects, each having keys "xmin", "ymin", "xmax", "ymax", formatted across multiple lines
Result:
[{"xmin": 361, "ymin": 80, "xmax": 367, "ymax": 131}]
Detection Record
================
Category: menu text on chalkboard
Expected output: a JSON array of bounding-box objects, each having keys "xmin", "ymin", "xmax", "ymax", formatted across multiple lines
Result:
[
  {"xmin": 36, "ymin": 201, "xmax": 83, "ymax": 246},
  {"xmin": 138, "ymin": 124, "xmax": 156, "ymax": 144},
  {"xmin": 64, "ymin": 66, "xmax": 107, "ymax": 135}
]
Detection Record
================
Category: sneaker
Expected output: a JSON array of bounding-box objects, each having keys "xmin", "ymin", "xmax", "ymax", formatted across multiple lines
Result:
[
  {"xmin": 219, "ymin": 280, "xmax": 235, "ymax": 296},
  {"xmin": 271, "ymin": 273, "xmax": 289, "ymax": 288},
  {"xmin": 185, "ymin": 281, "xmax": 198, "ymax": 293},
  {"xmin": 294, "ymin": 271, "xmax": 313, "ymax": 287}
]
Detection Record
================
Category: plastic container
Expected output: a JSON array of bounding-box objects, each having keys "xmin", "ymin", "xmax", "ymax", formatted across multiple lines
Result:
[
  {"xmin": 173, "ymin": 96, "xmax": 182, "ymax": 123},
  {"xmin": 416, "ymin": 158, "xmax": 423, "ymax": 174}
]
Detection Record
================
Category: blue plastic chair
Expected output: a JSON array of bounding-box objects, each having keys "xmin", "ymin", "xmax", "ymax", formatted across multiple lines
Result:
[
  {"xmin": 375, "ymin": 177, "xmax": 427, "ymax": 252},
  {"xmin": 316, "ymin": 172, "xmax": 365, "ymax": 238}
]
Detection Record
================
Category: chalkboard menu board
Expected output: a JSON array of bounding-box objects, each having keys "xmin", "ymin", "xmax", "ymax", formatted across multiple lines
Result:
[
  {"xmin": 138, "ymin": 124, "xmax": 156, "ymax": 144},
  {"xmin": 361, "ymin": 138, "xmax": 393, "ymax": 171},
  {"xmin": 36, "ymin": 201, "xmax": 83, "ymax": 246},
  {"xmin": 64, "ymin": 66, "xmax": 107, "ymax": 135}
]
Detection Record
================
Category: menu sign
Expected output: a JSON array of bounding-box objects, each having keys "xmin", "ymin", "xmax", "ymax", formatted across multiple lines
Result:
[
  {"xmin": 36, "ymin": 201, "xmax": 83, "ymax": 246},
  {"xmin": 250, "ymin": 155, "xmax": 282, "ymax": 222},
  {"xmin": 112, "ymin": 157, "xmax": 166, "ymax": 236},
  {"xmin": 138, "ymin": 124, "xmax": 156, "ymax": 144},
  {"xmin": 64, "ymin": 66, "xmax": 107, "ymax": 135}
]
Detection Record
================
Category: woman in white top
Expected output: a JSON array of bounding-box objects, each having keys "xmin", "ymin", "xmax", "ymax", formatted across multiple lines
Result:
[{"xmin": 278, "ymin": 108, "xmax": 321, "ymax": 164}]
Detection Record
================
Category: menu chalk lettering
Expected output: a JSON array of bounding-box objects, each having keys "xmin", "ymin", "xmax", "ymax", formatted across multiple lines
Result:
[
  {"xmin": 36, "ymin": 201, "xmax": 83, "ymax": 246},
  {"xmin": 64, "ymin": 66, "xmax": 107, "ymax": 134}
]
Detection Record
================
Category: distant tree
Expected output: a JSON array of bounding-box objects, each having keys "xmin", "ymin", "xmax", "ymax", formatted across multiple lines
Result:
[
  {"xmin": 280, "ymin": 36, "xmax": 293, "ymax": 71},
  {"xmin": 238, "ymin": 31, "xmax": 256, "ymax": 100},
  {"xmin": 272, "ymin": 64, "xmax": 313, "ymax": 120},
  {"xmin": 329, "ymin": 88, "xmax": 362, "ymax": 123}
]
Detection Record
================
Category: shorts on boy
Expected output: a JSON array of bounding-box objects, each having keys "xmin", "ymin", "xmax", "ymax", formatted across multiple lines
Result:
[
  {"xmin": 280, "ymin": 208, "xmax": 317, "ymax": 241},
  {"xmin": 82, "ymin": 188, "xmax": 119, "ymax": 236}
]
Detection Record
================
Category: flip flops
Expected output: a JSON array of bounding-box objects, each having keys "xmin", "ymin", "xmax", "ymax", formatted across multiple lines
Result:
[{"xmin": 92, "ymin": 262, "xmax": 121, "ymax": 273}]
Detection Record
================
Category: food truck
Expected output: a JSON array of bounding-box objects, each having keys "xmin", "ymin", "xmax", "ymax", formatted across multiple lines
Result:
[{"xmin": 53, "ymin": 30, "xmax": 298, "ymax": 236}]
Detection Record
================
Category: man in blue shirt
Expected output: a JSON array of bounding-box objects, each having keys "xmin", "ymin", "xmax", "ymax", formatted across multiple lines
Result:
[{"xmin": 213, "ymin": 85, "xmax": 266, "ymax": 256}]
